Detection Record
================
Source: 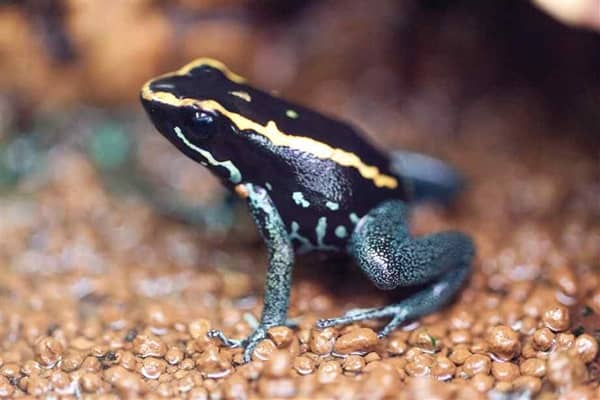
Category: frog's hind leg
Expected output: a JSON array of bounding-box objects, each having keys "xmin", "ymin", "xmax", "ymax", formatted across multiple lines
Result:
[
  {"xmin": 390, "ymin": 150, "xmax": 465, "ymax": 204},
  {"xmin": 316, "ymin": 200, "xmax": 474, "ymax": 337}
]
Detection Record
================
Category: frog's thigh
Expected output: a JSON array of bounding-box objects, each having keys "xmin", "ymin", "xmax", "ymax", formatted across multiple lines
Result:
[
  {"xmin": 333, "ymin": 200, "xmax": 474, "ymax": 334},
  {"xmin": 349, "ymin": 200, "xmax": 472, "ymax": 290}
]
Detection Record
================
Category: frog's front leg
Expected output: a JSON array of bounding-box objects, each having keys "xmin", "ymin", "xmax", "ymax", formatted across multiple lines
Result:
[
  {"xmin": 317, "ymin": 200, "xmax": 474, "ymax": 337},
  {"xmin": 208, "ymin": 183, "xmax": 294, "ymax": 362}
]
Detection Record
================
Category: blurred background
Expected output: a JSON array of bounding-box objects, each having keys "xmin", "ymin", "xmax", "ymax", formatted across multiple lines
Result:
[{"xmin": 0, "ymin": 1, "xmax": 599, "ymax": 398}]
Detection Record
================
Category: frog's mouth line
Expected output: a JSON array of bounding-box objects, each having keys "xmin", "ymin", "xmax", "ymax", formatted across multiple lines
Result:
[
  {"xmin": 141, "ymin": 58, "xmax": 398, "ymax": 190},
  {"xmin": 173, "ymin": 126, "xmax": 242, "ymax": 184}
]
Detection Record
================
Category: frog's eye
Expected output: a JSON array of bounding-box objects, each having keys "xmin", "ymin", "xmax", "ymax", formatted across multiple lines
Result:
[
  {"xmin": 194, "ymin": 111, "xmax": 214, "ymax": 126},
  {"xmin": 188, "ymin": 110, "xmax": 218, "ymax": 140}
]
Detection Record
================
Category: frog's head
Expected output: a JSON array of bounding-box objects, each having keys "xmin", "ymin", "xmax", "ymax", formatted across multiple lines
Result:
[{"xmin": 140, "ymin": 58, "xmax": 248, "ymax": 185}]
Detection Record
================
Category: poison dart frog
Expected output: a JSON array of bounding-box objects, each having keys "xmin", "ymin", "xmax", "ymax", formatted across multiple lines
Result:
[{"xmin": 140, "ymin": 58, "xmax": 474, "ymax": 362}]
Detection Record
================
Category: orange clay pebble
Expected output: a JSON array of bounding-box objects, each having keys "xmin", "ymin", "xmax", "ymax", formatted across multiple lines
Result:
[
  {"xmin": 293, "ymin": 355, "xmax": 315, "ymax": 375},
  {"xmin": 589, "ymin": 289, "xmax": 600, "ymax": 314},
  {"xmin": 405, "ymin": 353, "xmax": 434, "ymax": 377},
  {"xmin": 409, "ymin": 328, "xmax": 441, "ymax": 352},
  {"xmin": 547, "ymin": 351, "xmax": 588, "ymax": 389},
  {"xmin": 251, "ymin": 339, "xmax": 276, "ymax": 361},
  {"xmin": 267, "ymin": 326, "xmax": 294, "ymax": 347},
  {"xmin": 449, "ymin": 329, "xmax": 471, "ymax": 344},
  {"xmin": 542, "ymin": 305, "xmax": 570, "ymax": 332},
  {"xmin": 333, "ymin": 328, "xmax": 378, "ymax": 354},
  {"xmin": 133, "ymin": 334, "xmax": 167, "ymax": 358},
  {"xmin": 104, "ymin": 365, "xmax": 146, "ymax": 395},
  {"xmin": 21, "ymin": 360, "xmax": 40, "ymax": 376},
  {"xmin": 519, "ymin": 357, "xmax": 546, "ymax": 377},
  {"xmin": 550, "ymin": 265, "xmax": 577, "ymax": 296},
  {"xmin": 264, "ymin": 350, "xmax": 291, "ymax": 378},
  {"xmin": 491, "ymin": 361, "xmax": 520, "ymax": 381},
  {"xmin": 165, "ymin": 346, "xmax": 184, "ymax": 365},
  {"xmin": 486, "ymin": 325, "xmax": 521, "ymax": 361},
  {"xmin": 141, "ymin": 357, "xmax": 167, "ymax": 379},
  {"xmin": 223, "ymin": 374, "xmax": 249, "ymax": 400},
  {"xmin": 49, "ymin": 370, "xmax": 70, "ymax": 392},
  {"xmin": 461, "ymin": 354, "xmax": 491, "ymax": 377},
  {"xmin": 61, "ymin": 351, "xmax": 84, "ymax": 372},
  {"xmin": 26, "ymin": 376, "xmax": 50, "ymax": 396},
  {"xmin": 196, "ymin": 344, "xmax": 231, "ymax": 377},
  {"xmin": 431, "ymin": 356, "xmax": 455, "ymax": 380},
  {"xmin": 386, "ymin": 337, "xmax": 408, "ymax": 356},
  {"xmin": 0, "ymin": 375, "xmax": 14, "ymax": 398},
  {"xmin": 470, "ymin": 373, "xmax": 494, "ymax": 392},
  {"xmin": 532, "ymin": 327, "xmax": 555, "ymax": 351},
  {"xmin": 574, "ymin": 333, "xmax": 598, "ymax": 363},
  {"xmin": 362, "ymin": 364, "xmax": 401, "ymax": 398},
  {"xmin": 34, "ymin": 337, "xmax": 63, "ymax": 367},
  {"xmin": 317, "ymin": 360, "xmax": 342, "ymax": 384},
  {"xmin": 81, "ymin": 372, "xmax": 102, "ymax": 392},
  {"xmin": 310, "ymin": 328, "xmax": 337, "ymax": 355},
  {"xmin": 342, "ymin": 354, "xmax": 365, "ymax": 373},
  {"xmin": 555, "ymin": 332, "xmax": 575, "ymax": 350},
  {"xmin": 512, "ymin": 376, "xmax": 542, "ymax": 395},
  {"xmin": 449, "ymin": 346, "xmax": 472, "ymax": 365}
]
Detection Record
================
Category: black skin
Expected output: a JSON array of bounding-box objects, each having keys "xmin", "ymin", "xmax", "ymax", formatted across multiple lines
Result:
[{"xmin": 141, "ymin": 60, "xmax": 474, "ymax": 362}]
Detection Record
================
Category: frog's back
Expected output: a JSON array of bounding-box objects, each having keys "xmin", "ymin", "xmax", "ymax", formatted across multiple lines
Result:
[{"xmin": 226, "ymin": 86, "xmax": 411, "ymax": 252}]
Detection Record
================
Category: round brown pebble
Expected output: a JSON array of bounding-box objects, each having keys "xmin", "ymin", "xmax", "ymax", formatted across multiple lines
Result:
[
  {"xmin": 520, "ymin": 357, "xmax": 546, "ymax": 377},
  {"xmin": 491, "ymin": 361, "xmax": 520, "ymax": 381},
  {"xmin": 317, "ymin": 360, "xmax": 342, "ymax": 384},
  {"xmin": 547, "ymin": 351, "xmax": 588, "ymax": 389},
  {"xmin": 334, "ymin": 328, "xmax": 378, "ymax": 354},
  {"xmin": 188, "ymin": 319, "xmax": 211, "ymax": 340},
  {"xmin": 310, "ymin": 328, "xmax": 337, "ymax": 355},
  {"xmin": 574, "ymin": 333, "xmax": 598, "ymax": 363},
  {"xmin": 387, "ymin": 337, "xmax": 407, "ymax": 355},
  {"xmin": 251, "ymin": 339, "xmax": 276, "ymax": 361},
  {"xmin": 532, "ymin": 327, "xmax": 555, "ymax": 351},
  {"xmin": 461, "ymin": 354, "xmax": 491, "ymax": 377},
  {"xmin": 486, "ymin": 325, "xmax": 521, "ymax": 361},
  {"xmin": 165, "ymin": 347, "xmax": 184, "ymax": 365},
  {"xmin": 513, "ymin": 376, "xmax": 542, "ymax": 394},
  {"xmin": 81, "ymin": 372, "xmax": 102, "ymax": 392},
  {"xmin": 470, "ymin": 373, "xmax": 494, "ymax": 392},
  {"xmin": 264, "ymin": 350, "xmax": 291, "ymax": 378},
  {"xmin": 449, "ymin": 346, "xmax": 472, "ymax": 365},
  {"xmin": 293, "ymin": 355, "xmax": 315, "ymax": 375},
  {"xmin": 141, "ymin": 357, "xmax": 167, "ymax": 379},
  {"xmin": 133, "ymin": 334, "xmax": 167, "ymax": 358},
  {"xmin": 431, "ymin": 356, "xmax": 455, "ymax": 380},
  {"xmin": 0, "ymin": 376, "xmax": 14, "ymax": 397},
  {"xmin": 542, "ymin": 305, "xmax": 570, "ymax": 332},
  {"xmin": 258, "ymin": 377, "xmax": 296, "ymax": 398},
  {"xmin": 267, "ymin": 326, "xmax": 294, "ymax": 347},
  {"xmin": 34, "ymin": 337, "xmax": 63, "ymax": 367},
  {"xmin": 342, "ymin": 355, "xmax": 365, "ymax": 373},
  {"xmin": 409, "ymin": 328, "xmax": 441, "ymax": 352}
]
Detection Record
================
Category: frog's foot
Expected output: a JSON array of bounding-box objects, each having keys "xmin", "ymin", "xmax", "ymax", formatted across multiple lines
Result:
[
  {"xmin": 208, "ymin": 326, "xmax": 268, "ymax": 362},
  {"xmin": 208, "ymin": 318, "xmax": 300, "ymax": 362}
]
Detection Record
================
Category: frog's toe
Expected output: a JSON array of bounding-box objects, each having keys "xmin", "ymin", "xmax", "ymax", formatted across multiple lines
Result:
[
  {"xmin": 207, "ymin": 329, "xmax": 245, "ymax": 348},
  {"xmin": 208, "ymin": 327, "xmax": 269, "ymax": 363}
]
